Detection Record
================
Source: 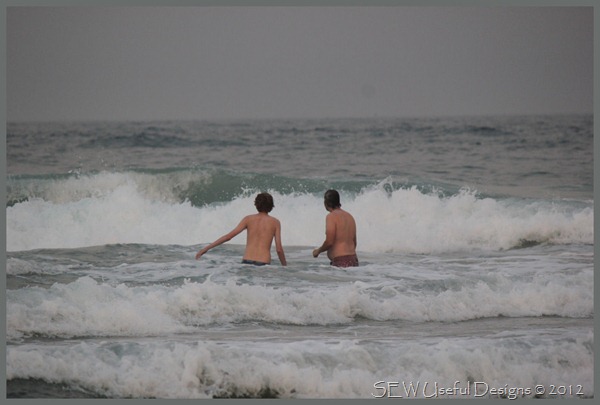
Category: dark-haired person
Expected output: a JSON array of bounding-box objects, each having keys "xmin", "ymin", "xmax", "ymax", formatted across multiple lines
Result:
[
  {"xmin": 312, "ymin": 189, "xmax": 359, "ymax": 267},
  {"xmin": 195, "ymin": 192, "xmax": 287, "ymax": 266}
]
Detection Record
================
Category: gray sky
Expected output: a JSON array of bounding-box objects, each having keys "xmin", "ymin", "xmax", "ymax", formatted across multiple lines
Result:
[{"xmin": 7, "ymin": 6, "xmax": 593, "ymax": 121}]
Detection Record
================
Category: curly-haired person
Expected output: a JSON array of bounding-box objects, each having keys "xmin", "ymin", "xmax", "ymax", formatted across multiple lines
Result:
[{"xmin": 195, "ymin": 192, "xmax": 287, "ymax": 266}]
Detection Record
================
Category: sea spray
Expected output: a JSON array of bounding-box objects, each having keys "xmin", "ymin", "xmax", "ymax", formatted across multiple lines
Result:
[{"xmin": 7, "ymin": 173, "xmax": 593, "ymax": 252}]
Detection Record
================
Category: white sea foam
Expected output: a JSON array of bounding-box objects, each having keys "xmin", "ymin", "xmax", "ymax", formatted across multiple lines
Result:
[
  {"xmin": 6, "ymin": 173, "xmax": 593, "ymax": 252},
  {"xmin": 6, "ymin": 269, "xmax": 593, "ymax": 341},
  {"xmin": 6, "ymin": 330, "xmax": 593, "ymax": 398}
]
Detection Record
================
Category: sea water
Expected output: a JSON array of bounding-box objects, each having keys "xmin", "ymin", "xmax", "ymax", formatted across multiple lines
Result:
[{"xmin": 5, "ymin": 115, "xmax": 593, "ymax": 398}]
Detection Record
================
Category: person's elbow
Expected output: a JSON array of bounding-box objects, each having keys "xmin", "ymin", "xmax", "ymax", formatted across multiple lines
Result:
[{"xmin": 219, "ymin": 234, "xmax": 233, "ymax": 244}]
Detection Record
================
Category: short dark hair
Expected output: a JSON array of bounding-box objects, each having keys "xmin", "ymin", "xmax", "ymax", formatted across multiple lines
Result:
[
  {"xmin": 254, "ymin": 192, "xmax": 274, "ymax": 213},
  {"xmin": 324, "ymin": 189, "xmax": 341, "ymax": 209}
]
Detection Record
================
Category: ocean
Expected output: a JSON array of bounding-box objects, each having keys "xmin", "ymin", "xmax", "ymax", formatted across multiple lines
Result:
[{"xmin": 5, "ymin": 114, "xmax": 594, "ymax": 399}]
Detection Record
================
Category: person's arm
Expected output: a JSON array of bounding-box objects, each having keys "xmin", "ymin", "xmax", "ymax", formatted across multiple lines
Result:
[
  {"xmin": 353, "ymin": 216, "xmax": 357, "ymax": 248},
  {"xmin": 274, "ymin": 219, "xmax": 287, "ymax": 266},
  {"xmin": 313, "ymin": 215, "xmax": 335, "ymax": 258},
  {"xmin": 195, "ymin": 217, "xmax": 247, "ymax": 260}
]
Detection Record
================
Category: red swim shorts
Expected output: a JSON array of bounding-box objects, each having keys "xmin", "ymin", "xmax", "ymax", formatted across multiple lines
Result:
[{"xmin": 330, "ymin": 254, "xmax": 359, "ymax": 268}]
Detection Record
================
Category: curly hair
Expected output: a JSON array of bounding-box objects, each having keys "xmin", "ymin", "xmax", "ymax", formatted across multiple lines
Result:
[{"xmin": 254, "ymin": 192, "xmax": 274, "ymax": 213}]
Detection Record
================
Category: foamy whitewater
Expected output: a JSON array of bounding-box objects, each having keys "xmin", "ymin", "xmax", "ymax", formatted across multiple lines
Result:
[{"xmin": 5, "ymin": 115, "xmax": 593, "ymax": 398}]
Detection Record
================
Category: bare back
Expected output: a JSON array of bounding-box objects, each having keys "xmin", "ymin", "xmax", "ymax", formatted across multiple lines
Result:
[
  {"xmin": 244, "ymin": 213, "xmax": 281, "ymax": 264},
  {"xmin": 325, "ymin": 208, "xmax": 357, "ymax": 260},
  {"xmin": 195, "ymin": 193, "xmax": 286, "ymax": 266}
]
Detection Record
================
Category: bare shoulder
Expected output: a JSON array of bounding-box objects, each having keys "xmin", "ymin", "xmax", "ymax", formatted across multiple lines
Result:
[
  {"xmin": 332, "ymin": 209, "xmax": 355, "ymax": 225},
  {"xmin": 341, "ymin": 208, "xmax": 355, "ymax": 219},
  {"xmin": 327, "ymin": 210, "xmax": 340, "ymax": 220},
  {"xmin": 345, "ymin": 209, "xmax": 356, "ymax": 221},
  {"xmin": 238, "ymin": 214, "xmax": 255, "ymax": 226},
  {"xmin": 247, "ymin": 213, "xmax": 280, "ymax": 228}
]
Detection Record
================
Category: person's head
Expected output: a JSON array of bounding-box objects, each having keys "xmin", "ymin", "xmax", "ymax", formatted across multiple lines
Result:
[
  {"xmin": 324, "ymin": 189, "xmax": 341, "ymax": 210},
  {"xmin": 254, "ymin": 192, "xmax": 274, "ymax": 213}
]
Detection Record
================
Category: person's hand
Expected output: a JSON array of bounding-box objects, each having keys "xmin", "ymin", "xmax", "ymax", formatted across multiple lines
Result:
[
  {"xmin": 312, "ymin": 248, "xmax": 320, "ymax": 258},
  {"xmin": 195, "ymin": 250, "xmax": 206, "ymax": 260}
]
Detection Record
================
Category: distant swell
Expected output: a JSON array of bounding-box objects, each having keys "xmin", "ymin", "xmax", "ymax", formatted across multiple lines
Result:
[{"xmin": 7, "ymin": 168, "xmax": 365, "ymax": 207}]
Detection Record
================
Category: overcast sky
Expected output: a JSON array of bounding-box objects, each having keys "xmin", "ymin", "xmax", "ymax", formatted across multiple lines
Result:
[{"xmin": 7, "ymin": 6, "xmax": 593, "ymax": 121}]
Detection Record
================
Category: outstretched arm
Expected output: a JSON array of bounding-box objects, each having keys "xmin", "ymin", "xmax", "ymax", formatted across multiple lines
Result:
[
  {"xmin": 195, "ymin": 218, "xmax": 248, "ymax": 260},
  {"xmin": 274, "ymin": 219, "xmax": 287, "ymax": 266}
]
